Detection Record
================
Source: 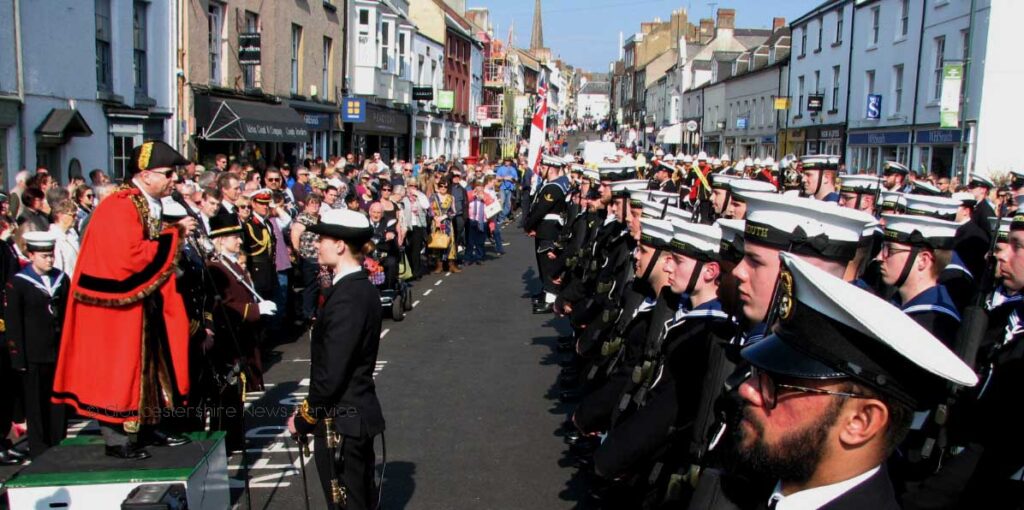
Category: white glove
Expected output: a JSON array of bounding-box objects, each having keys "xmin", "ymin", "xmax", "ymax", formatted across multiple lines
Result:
[{"xmin": 258, "ymin": 301, "xmax": 278, "ymax": 316}]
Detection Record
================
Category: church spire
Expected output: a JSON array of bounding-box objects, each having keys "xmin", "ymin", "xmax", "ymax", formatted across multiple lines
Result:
[{"xmin": 530, "ymin": 0, "xmax": 544, "ymax": 50}]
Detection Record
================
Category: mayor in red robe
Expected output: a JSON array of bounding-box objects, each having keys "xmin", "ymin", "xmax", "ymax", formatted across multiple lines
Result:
[{"xmin": 52, "ymin": 140, "xmax": 196, "ymax": 459}]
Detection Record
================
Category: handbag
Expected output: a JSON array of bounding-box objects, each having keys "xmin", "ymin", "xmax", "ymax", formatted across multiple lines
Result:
[
  {"xmin": 427, "ymin": 231, "xmax": 450, "ymax": 250},
  {"xmin": 484, "ymin": 200, "xmax": 502, "ymax": 220},
  {"xmin": 398, "ymin": 253, "xmax": 414, "ymax": 281}
]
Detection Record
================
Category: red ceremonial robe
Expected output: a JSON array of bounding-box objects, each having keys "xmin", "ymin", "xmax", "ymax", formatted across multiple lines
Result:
[{"xmin": 52, "ymin": 186, "xmax": 189, "ymax": 427}]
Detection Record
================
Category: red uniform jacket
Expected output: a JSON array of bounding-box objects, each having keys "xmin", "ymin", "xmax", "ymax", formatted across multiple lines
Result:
[{"xmin": 52, "ymin": 186, "xmax": 189, "ymax": 425}]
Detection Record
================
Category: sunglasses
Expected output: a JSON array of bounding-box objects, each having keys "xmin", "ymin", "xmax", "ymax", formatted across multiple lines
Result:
[
  {"xmin": 238, "ymin": 205, "xmax": 251, "ymax": 210},
  {"xmin": 749, "ymin": 367, "xmax": 868, "ymax": 411},
  {"xmin": 150, "ymin": 168, "xmax": 176, "ymax": 178},
  {"xmin": 381, "ymin": 188, "xmax": 392, "ymax": 192},
  {"xmin": 266, "ymin": 177, "xmax": 282, "ymax": 182}
]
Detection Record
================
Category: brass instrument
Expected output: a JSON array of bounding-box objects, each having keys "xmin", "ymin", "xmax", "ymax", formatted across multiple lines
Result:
[{"xmin": 323, "ymin": 417, "xmax": 349, "ymax": 508}]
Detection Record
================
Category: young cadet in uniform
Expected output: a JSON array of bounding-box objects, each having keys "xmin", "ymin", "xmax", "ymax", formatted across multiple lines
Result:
[
  {"xmin": 570, "ymin": 217, "xmax": 672, "ymax": 447},
  {"xmin": 734, "ymin": 253, "xmax": 977, "ymax": 509},
  {"xmin": 966, "ymin": 173, "xmax": 997, "ymax": 237},
  {"xmin": 900, "ymin": 194, "xmax": 975, "ymax": 315},
  {"xmin": 205, "ymin": 213, "xmax": 277, "ymax": 452},
  {"xmin": 723, "ymin": 180, "xmax": 777, "ymax": 220},
  {"xmin": 798, "ymin": 155, "xmax": 841, "ymax": 202},
  {"xmin": 951, "ymin": 191, "xmax": 989, "ymax": 286},
  {"xmin": 523, "ymin": 156, "xmax": 570, "ymax": 314},
  {"xmin": 289, "ymin": 209, "xmax": 384, "ymax": 510},
  {"xmin": 709, "ymin": 173, "xmax": 739, "ymax": 220},
  {"xmin": 837, "ymin": 174, "xmax": 883, "ymax": 216},
  {"xmin": 6, "ymin": 231, "xmax": 68, "ymax": 458},
  {"xmin": 879, "ymin": 214, "xmax": 961, "ymax": 347}
]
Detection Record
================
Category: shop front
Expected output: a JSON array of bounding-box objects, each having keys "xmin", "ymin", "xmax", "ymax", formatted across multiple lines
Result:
[
  {"xmin": 194, "ymin": 94, "xmax": 311, "ymax": 167},
  {"xmin": 846, "ymin": 130, "xmax": 911, "ymax": 174},
  {"xmin": 915, "ymin": 127, "xmax": 964, "ymax": 178},
  {"xmin": 348, "ymin": 103, "xmax": 411, "ymax": 163},
  {"xmin": 702, "ymin": 133, "xmax": 721, "ymax": 159},
  {"xmin": 805, "ymin": 125, "xmax": 846, "ymax": 158},
  {"xmin": 289, "ymin": 99, "xmax": 342, "ymax": 161},
  {"xmin": 779, "ymin": 128, "xmax": 805, "ymax": 157},
  {"xmin": 759, "ymin": 135, "xmax": 776, "ymax": 160}
]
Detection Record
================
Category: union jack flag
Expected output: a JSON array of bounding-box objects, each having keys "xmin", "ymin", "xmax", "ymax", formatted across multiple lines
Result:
[{"xmin": 527, "ymin": 73, "xmax": 549, "ymax": 172}]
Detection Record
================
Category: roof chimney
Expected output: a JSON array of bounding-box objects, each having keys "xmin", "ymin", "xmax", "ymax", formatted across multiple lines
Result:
[
  {"xmin": 716, "ymin": 8, "xmax": 735, "ymax": 30},
  {"xmin": 773, "ymin": 17, "xmax": 786, "ymax": 32},
  {"xmin": 699, "ymin": 18, "xmax": 714, "ymax": 44}
]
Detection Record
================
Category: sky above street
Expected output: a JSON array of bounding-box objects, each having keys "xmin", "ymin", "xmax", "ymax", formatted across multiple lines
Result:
[{"xmin": 467, "ymin": 0, "xmax": 823, "ymax": 73}]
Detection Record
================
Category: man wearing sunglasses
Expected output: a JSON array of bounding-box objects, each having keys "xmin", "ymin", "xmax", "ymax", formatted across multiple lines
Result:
[
  {"xmin": 53, "ymin": 140, "xmax": 198, "ymax": 460},
  {"xmin": 732, "ymin": 253, "xmax": 976, "ymax": 509}
]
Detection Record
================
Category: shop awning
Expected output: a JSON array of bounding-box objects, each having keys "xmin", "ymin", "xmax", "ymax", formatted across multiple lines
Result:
[
  {"xmin": 35, "ymin": 108, "xmax": 93, "ymax": 146},
  {"xmin": 656, "ymin": 123, "xmax": 684, "ymax": 145},
  {"xmin": 199, "ymin": 98, "xmax": 310, "ymax": 143}
]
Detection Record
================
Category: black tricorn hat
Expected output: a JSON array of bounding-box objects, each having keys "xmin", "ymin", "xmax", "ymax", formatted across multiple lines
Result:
[
  {"xmin": 209, "ymin": 213, "xmax": 243, "ymax": 238},
  {"xmin": 132, "ymin": 140, "xmax": 189, "ymax": 175}
]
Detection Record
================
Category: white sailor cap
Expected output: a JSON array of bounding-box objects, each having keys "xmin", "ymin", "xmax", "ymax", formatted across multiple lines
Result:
[
  {"xmin": 838, "ymin": 174, "xmax": 882, "ymax": 194},
  {"xmin": 309, "ymin": 208, "xmax": 374, "ymax": 241},
  {"xmin": 743, "ymin": 157, "xmax": 754, "ymax": 168},
  {"xmin": 910, "ymin": 180, "xmax": 943, "ymax": 196},
  {"xmin": 663, "ymin": 205, "xmax": 692, "ymax": 224},
  {"xmin": 1011, "ymin": 168, "xmax": 1024, "ymax": 184},
  {"xmin": 710, "ymin": 172, "xmax": 739, "ymax": 190},
  {"xmin": 682, "ymin": 154, "xmax": 694, "ymax": 164},
  {"xmin": 668, "ymin": 219, "xmax": 722, "ymax": 261},
  {"xmin": 715, "ymin": 218, "xmax": 746, "ymax": 263},
  {"xmin": 721, "ymin": 154, "xmax": 732, "ymax": 162},
  {"xmin": 610, "ymin": 179, "xmax": 648, "ymax": 197},
  {"xmin": 880, "ymin": 190, "xmax": 907, "ymax": 213},
  {"xmin": 160, "ymin": 196, "xmax": 189, "ymax": 221},
  {"xmin": 711, "ymin": 158, "xmax": 721, "ymax": 166},
  {"xmin": 542, "ymin": 155, "xmax": 568, "ymax": 167},
  {"xmin": 763, "ymin": 156, "xmax": 775, "ymax": 167},
  {"xmin": 639, "ymin": 217, "xmax": 674, "ymax": 249},
  {"xmin": 656, "ymin": 160, "xmax": 676, "ymax": 173},
  {"xmin": 968, "ymin": 173, "xmax": 995, "ymax": 189},
  {"xmin": 951, "ymin": 192, "xmax": 977, "ymax": 208},
  {"xmin": 599, "ymin": 163, "xmax": 636, "ymax": 182},
  {"xmin": 728, "ymin": 179, "xmax": 778, "ymax": 197},
  {"xmin": 697, "ymin": 151, "xmax": 708, "ymax": 161},
  {"xmin": 902, "ymin": 194, "xmax": 960, "ymax": 221},
  {"xmin": 675, "ymin": 153, "xmax": 687, "ymax": 161},
  {"xmin": 646, "ymin": 190, "xmax": 681, "ymax": 207},
  {"xmin": 743, "ymin": 252, "xmax": 978, "ymax": 409},
  {"xmin": 882, "ymin": 214, "xmax": 959, "ymax": 250},
  {"xmin": 583, "ymin": 168, "xmax": 601, "ymax": 182},
  {"xmin": 663, "ymin": 154, "xmax": 676, "ymax": 162},
  {"xmin": 799, "ymin": 155, "xmax": 841, "ymax": 171},
  {"xmin": 740, "ymin": 192, "xmax": 876, "ymax": 261},
  {"xmin": 569, "ymin": 164, "xmax": 586, "ymax": 174},
  {"xmin": 883, "ymin": 161, "xmax": 911, "ymax": 176},
  {"xmin": 990, "ymin": 216, "xmax": 1012, "ymax": 243},
  {"xmin": 22, "ymin": 231, "xmax": 58, "ymax": 253},
  {"xmin": 643, "ymin": 201, "xmax": 691, "ymax": 224}
]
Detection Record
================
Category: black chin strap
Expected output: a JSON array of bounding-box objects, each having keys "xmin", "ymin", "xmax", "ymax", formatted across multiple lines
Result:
[
  {"xmin": 812, "ymin": 171, "xmax": 824, "ymax": 197},
  {"xmin": 893, "ymin": 246, "xmax": 922, "ymax": 289},
  {"xmin": 685, "ymin": 260, "xmax": 705, "ymax": 295},
  {"xmin": 722, "ymin": 191, "xmax": 733, "ymax": 217},
  {"xmin": 854, "ymin": 193, "xmax": 863, "ymax": 211},
  {"xmin": 642, "ymin": 248, "xmax": 663, "ymax": 287}
]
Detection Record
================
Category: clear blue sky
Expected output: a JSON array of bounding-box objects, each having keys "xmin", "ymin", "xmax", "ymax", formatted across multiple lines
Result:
[{"xmin": 466, "ymin": 0, "xmax": 823, "ymax": 73}]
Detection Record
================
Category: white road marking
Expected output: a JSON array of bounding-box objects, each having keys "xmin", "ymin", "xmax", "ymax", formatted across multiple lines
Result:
[
  {"xmin": 381, "ymin": 328, "xmax": 390, "ymax": 339},
  {"xmin": 434, "ymin": 280, "xmax": 443, "ymax": 286},
  {"xmin": 445, "ymin": 272, "xmax": 451, "ymax": 276},
  {"xmin": 412, "ymin": 300, "xmax": 421, "ymax": 308},
  {"xmin": 423, "ymin": 289, "xmax": 433, "ymax": 296}
]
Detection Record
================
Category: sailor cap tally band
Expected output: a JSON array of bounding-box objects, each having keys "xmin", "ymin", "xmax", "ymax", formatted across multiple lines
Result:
[
  {"xmin": 668, "ymin": 220, "xmax": 721, "ymax": 261},
  {"xmin": 882, "ymin": 214, "xmax": 959, "ymax": 250},
  {"xmin": 740, "ymin": 192, "xmax": 876, "ymax": 261}
]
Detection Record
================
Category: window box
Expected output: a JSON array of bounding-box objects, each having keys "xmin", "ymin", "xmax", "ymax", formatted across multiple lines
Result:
[{"xmin": 827, "ymin": 109, "xmax": 839, "ymax": 115}]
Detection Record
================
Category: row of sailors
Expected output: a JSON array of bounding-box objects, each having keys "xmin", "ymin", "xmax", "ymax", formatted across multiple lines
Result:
[{"xmin": 524, "ymin": 153, "xmax": 1020, "ymax": 509}]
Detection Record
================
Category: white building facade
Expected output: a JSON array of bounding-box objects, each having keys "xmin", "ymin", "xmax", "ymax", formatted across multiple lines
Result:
[{"xmin": 410, "ymin": 31, "xmax": 445, "ymax": 159}]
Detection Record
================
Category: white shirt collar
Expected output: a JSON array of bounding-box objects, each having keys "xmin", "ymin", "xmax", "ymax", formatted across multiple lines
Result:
[
  {"xmin": 132, "ymin": 179, "xmax": 161, "ymax": 220},
  {"xmin": 221, "ymin": 251, "xmax": 240, "ymax": 264},
  {"xmin": 222, "ymin": 200, "xmax": 236, "ymax": 213},
  {"xmin": 768, "ymin": 465, "xmax": 881, "ymax": 510},
  {"xmin": 332, "ymin": 264, "xmax": 362, "ymax": 286}
]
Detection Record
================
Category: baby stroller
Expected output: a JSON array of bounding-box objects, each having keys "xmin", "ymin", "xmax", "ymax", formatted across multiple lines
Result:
[{"xmin": 366, "ymin": 219, "xmax": 414, "ymax": 321}]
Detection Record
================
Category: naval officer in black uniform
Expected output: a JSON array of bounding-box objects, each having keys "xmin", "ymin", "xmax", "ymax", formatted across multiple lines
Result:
[
  {"xmin": 723, "ymin": 253, "xmax": 977, "ymax": 510},
  {"xmin": 289, "ymin": 208, "xmax": 385, "ymax": 510}
]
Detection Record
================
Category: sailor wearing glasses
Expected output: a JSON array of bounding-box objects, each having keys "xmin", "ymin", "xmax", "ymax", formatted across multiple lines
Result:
[{"xmin": 734, "ymin": 253, "xmax": 977, "ymax": 510}]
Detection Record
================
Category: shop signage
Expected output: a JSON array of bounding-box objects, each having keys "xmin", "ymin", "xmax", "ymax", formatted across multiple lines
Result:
[
  {"xmin": 761, "ymin": 136, "xmax": 776, "ymax": 144},
  {"xmin": 238, "ymin": 32, "xmax": 261, "ymax": 66},
  {"xmin": 820, "ymin": 128, "xmax": 843, "ymax": 139},
  {"xmin": 302, "ymin": 113, "xmax": 330, "ymax": 130},
  {"xmin": 807, "ymin": 94, "xmax": 824, "ymax": 112},
  {"xmin": 686, "ymin": 120, "xmax": 699, "ymax": 132},
  {"xmin": 866, "ymin": 94, "xmax": 882, "ymax": 120},
  {"xmin": 940, "ymin": 63, "xmax": 964, "ymax": 128},
  {"xmin": 356, "ymin": 104, "xmax": 409, "ymax": 135},
  {"xmin": 916, "ymin": 129, "xmax": 962, "ymax": 144},
  {"xmin": 341, "ymin": 97, "xmax": 366, "ymax": 123},
  {"xmin": 848, "ymin": 131, "xmax": 910, "ymax": 145},
  {"xmin": 437, "ymin": 90, "xmax": 455, "ymax": 111},
  {"xmin": 412, "ymin": 87, "xmax": 434, "ymax": 101},
  {"xmin": 773, "ymin": 97, "xmax": 790, "ymax": 110},
  {"xmin": 736, "ymin": 117, "xmax": 748, "ymax": 129}
]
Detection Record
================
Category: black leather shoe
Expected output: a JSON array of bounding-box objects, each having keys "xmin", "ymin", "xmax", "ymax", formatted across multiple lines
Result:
[
  {"xmin": 561, "ymin": 366, "xmax": 580, "ymax": 377},
  {"xmin": 560, "ymin": 390, "xmax": 582, "ymax": 403},
  {"xmin": 105, "ymin": 444, "xmax": 152, "ymax": 460},
  {"xmin": 557, "ymin": 336, "xmax": 574, "ymax": 347},
  {"xmin": 4, "ymin": 445, "xmax": 27, "ymax": 461},
  {"xmin": 533, "ymin": 303, "xmax": 554, "ymax": 314},
  {"xmin": 145, "ymin": 430, "xmax": 192, "ymax": 447},
  {"xmin": 557, "ymin": 342, "xmax": 575, "ymax": 353},
  {"xmin": 0, "ymin": 449, "xmax": 24, "ymax": 466}
]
